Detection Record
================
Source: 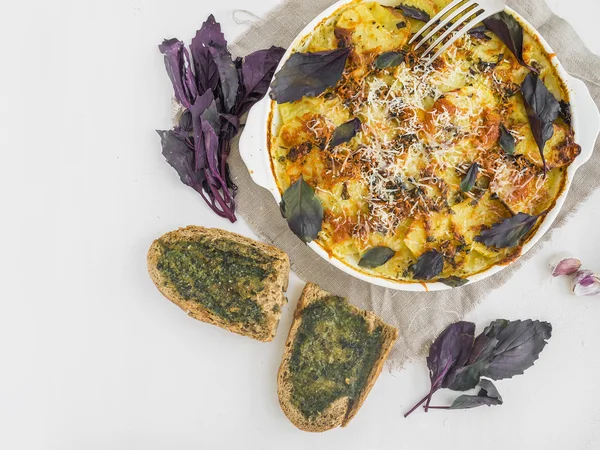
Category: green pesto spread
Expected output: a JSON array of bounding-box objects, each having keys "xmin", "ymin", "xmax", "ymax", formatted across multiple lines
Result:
[
  {"xmin": 156, "ymin": 238, "xmax": 276, "ymax": 325},
  {"xmin": 289, "ymin": 296, "xmax": 384, "ymax": 419}
]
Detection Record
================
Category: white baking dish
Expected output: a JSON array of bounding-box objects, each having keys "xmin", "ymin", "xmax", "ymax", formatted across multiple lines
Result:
[{"xmin": 239, "ymin": 0, "xmax": 600, "ymax": 291}]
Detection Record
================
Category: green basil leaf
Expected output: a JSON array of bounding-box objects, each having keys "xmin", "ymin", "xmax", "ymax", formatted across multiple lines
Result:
[
  {"xmin": 412, "ymin": 250, "xmax": 444, "ymax": 280},
  {"xmin": 450, "ymin": 379, "xmax": 503, "ymax": 409},
  {"xmin": 279, "ymin": 177, "xmax": 323, "ymax": 243},
  {"xmin": 498, "ymin": 123, "xmax": 515, "ymax": 155},
  {"xmin": 375, "ymin": 51, "xmax": 406, "ymax": 69},
  {"xmin": 474, "ymin": 213, "xmax": 538, "ymax": 248},
  {"xmin": 521, "ymin": 73, "xmax": 560, "ymax": 174},
  {"xmin": 439, "ymin": 276, "xmax": 469, "ymax": 288},
  {"xmin": 396, "ymin": 4, "xmax": 430, "ymax": 22},
  {"xmin": 460, "ymin": 163, "xmax": 479, "ymax": 193},
  {"xmin": 330, "ymin": 118, "xmax": 362, "ymax": 148},
  {"xmin": 358, "ymin": 246, "xmax": 396, "ymax": 269},
  {"xmin": 270, "ymin": 48, "xmax": 350, "ymax": 104}
]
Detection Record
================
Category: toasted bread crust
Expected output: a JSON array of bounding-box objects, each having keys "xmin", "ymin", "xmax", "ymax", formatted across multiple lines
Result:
[
  {"xmin": 277, "ymin": 283, "xmax": 398, "ymax": 432},
  {"xmin": 147, "ymin": 226, "xmax": 290, "ymax": 342}
]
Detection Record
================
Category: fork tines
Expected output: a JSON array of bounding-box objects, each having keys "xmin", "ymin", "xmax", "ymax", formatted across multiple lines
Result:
[{"xmin": 408, "ymin": 0, "xmax": 505, "ymax": 64}]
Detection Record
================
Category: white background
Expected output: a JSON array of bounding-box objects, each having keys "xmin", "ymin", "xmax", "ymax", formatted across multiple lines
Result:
[{"xmin": 1, "ymin": 1, "xmax": 600, "ymax": 449}]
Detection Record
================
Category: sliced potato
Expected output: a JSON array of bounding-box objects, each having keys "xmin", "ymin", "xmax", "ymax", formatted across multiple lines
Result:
[
  {"xmin": 336, "ymin": 3, "xmax": 410, "ymax": 53},
  {"xmin": 404, "ymin": 219, "xmax": 427, "ymax": 257},
  {"xmin": 513, "ymin": 122, "xmax": 581, "ymax": 169},
  {"xmin": 451, "ymin": 193, "xmax": 511, "ymax": 243},
  {"xmin": 492, "ymin": 166, "xmax": 565, "ymax": 215}
]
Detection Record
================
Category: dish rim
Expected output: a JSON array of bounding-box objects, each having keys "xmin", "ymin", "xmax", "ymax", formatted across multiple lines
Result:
[{"xmin": 239, "ymin": 0, "xmax": 600, "ymax": 291}]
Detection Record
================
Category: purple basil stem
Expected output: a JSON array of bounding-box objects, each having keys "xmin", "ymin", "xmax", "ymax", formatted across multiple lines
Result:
[
  {"xmin": 189, "ymin": 89, "xmax": 216, "ymax": 172},
  {"xmin": 158, "ymin": 16, "xmax": 281, "ymax": 223},
  {"xmin": 425, "ymin": 321, "xmax": 475, "ymax": 411},
  {"xmin": 202, "ymin": 120, "xmax": 229, "ymax": 193},
  {"xmin": 405, "ymin": 321, "xmax": 475, "ymax": 417}
]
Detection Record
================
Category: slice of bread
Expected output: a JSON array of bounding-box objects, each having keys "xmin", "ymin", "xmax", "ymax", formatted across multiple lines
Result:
[
  {"xmin": 277, "ymin": 283, "xmax": 398, "ymax": 432},
  {"xmin": 147, "ymin": 226, "xmax": 290, "ymax": 342}
]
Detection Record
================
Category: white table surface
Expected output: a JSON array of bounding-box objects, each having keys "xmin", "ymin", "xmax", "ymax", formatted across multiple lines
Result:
[{"xmin": 2, "ymin": 1, "xmax": 600, "ymax": 449}]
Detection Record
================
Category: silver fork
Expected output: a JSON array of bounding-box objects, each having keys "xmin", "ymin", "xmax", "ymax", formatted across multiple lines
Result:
[{"xmin": 409, "ymin": 0, "xmax": 506, "ymax": 64}]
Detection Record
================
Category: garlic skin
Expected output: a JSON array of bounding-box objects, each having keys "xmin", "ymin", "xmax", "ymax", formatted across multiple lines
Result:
[
  {"xmin": 571, "ymin": 270, "xmax": 600, "ymax": 296},
  {"xmin": 551, "ymin": 257, "xmax": 582, "ymax": 277}
]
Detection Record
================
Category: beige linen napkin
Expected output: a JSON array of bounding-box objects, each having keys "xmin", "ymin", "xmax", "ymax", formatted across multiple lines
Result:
[{"xmin": 228, "ymin": 0, "xmax": 600, "ymax": 369}]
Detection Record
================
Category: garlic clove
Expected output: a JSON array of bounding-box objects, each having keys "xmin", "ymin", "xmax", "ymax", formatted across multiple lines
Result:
[
  {"xmin": 551, "ymin": 257, "xmax": 582, "ymax": 277},
  {"xmin": 572, "ymin": 270, "xmax": 600, "ymax": 296}
]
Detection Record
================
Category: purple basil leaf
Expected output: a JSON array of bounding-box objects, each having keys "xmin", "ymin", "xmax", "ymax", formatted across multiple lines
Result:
[
  {"xmin": 483, "ymin": 12, "xmax": 529, "ymax": 68},
  {"xmin": 189, "ymin": 90, "xmax": 216, "ymax": 172},
  {"xmin": 179, "ymin": 110, "xmax": 193, "ymax": 132},
  {"xmin": 396, "ymin": 4, "xmax": 430, "ymax": 22},
  {"xmin": 444, "ymin": 363, "xmax": 485, "ymax": 391},
  {"xmin": 220, "ymin": 114, "xmax": 240, "ymax": 132},
  {"xmin": 196, "ymin": 118, "xmax": 236, "ymax": 221},
  {"xmin": 270, "ymin": 48, "xmax": 351, "ymax": 104},
  {"xmin": 460, "ymin": 163, "xmax": 479, "ymax": 193},
  {"xmin": 279, "ymin": 177, "xmax": 323, "ymax": 243},
  {"xmin": 208, "ymin": 43, "xmax": 239, "ymax": 114},
  {"xmin": 158, "ymin": 38, "xmax": 193, "ymax": 109},
  {"xmin": 358, "ymin": 246, "xmax": 396, "ymax": 269},
  {"xmin": 182, "ymin": 47, "xmax": 198, "ymax": 101},
  {"xmin": 521, "ymin": 73, "xmax": 560, "ymax": 173},
  {"xmin": 481, "ymin": 320, "xmax": 552, "ymax": 380},
  {"xmin": 450, "ymin": 379, "xmax": 503, "ymax": 409},
  {"xmin": 375, "ymin": 51, "xmax": 406, "ymax": 69},
  {"xmin": 233, "ymin": 56, "xmax": 245, "ymax": 111},
  {"xmin": 202, "ymin": 119, "xmax": 228, "ymax": 189},
  {"xmin": 330, "ymin": 118, "xmax": 362, "ymax": 148},
  {"xmin": 190, "ymin": 15, "xmax": 226, "ymax": 94},
  {"xmin": 439, "ymin": 276, "xmax": 469, "ymax": 288},
  {"xmin": 237, "ymin": 46, "xmax": 286, "ymax": 115},
  {"xmin": 446, "ymin": 319, "xmax": 552, "ymax": 391},
  {"xmin": 467, "ymin": 320, "xmax": 508, "ymax": 366},
  {"xmin": 427, "ymin": 322, "xmax": 476, "ymax": 402},
  {"xmin": 192, "ymin": 89, "xmax": 215, "ymax": 116},
  {"xmin": 202, "ymin": 99, "xmax": 220, "ymax": 132},
  {"xmin": 444, "ymin": 320, "xmax": 508, "ymax": 390},
  {"xmin": 156, "ymin": 129, "xmax": 199, "ymax": 188},
  {"xmin": 499, "ymin": 123, "xmax": 516, "ymax": 155},
  {"xmin": 412, "ymin": 250, "xmax": 444, "ymax": 280},
  {"xmin": 468, "ymin": 25, "xmax": 491, "ymax": 41},
  {"xmin": 474, "ymin": 213, "xmax": 539, "ymax": 249}
]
